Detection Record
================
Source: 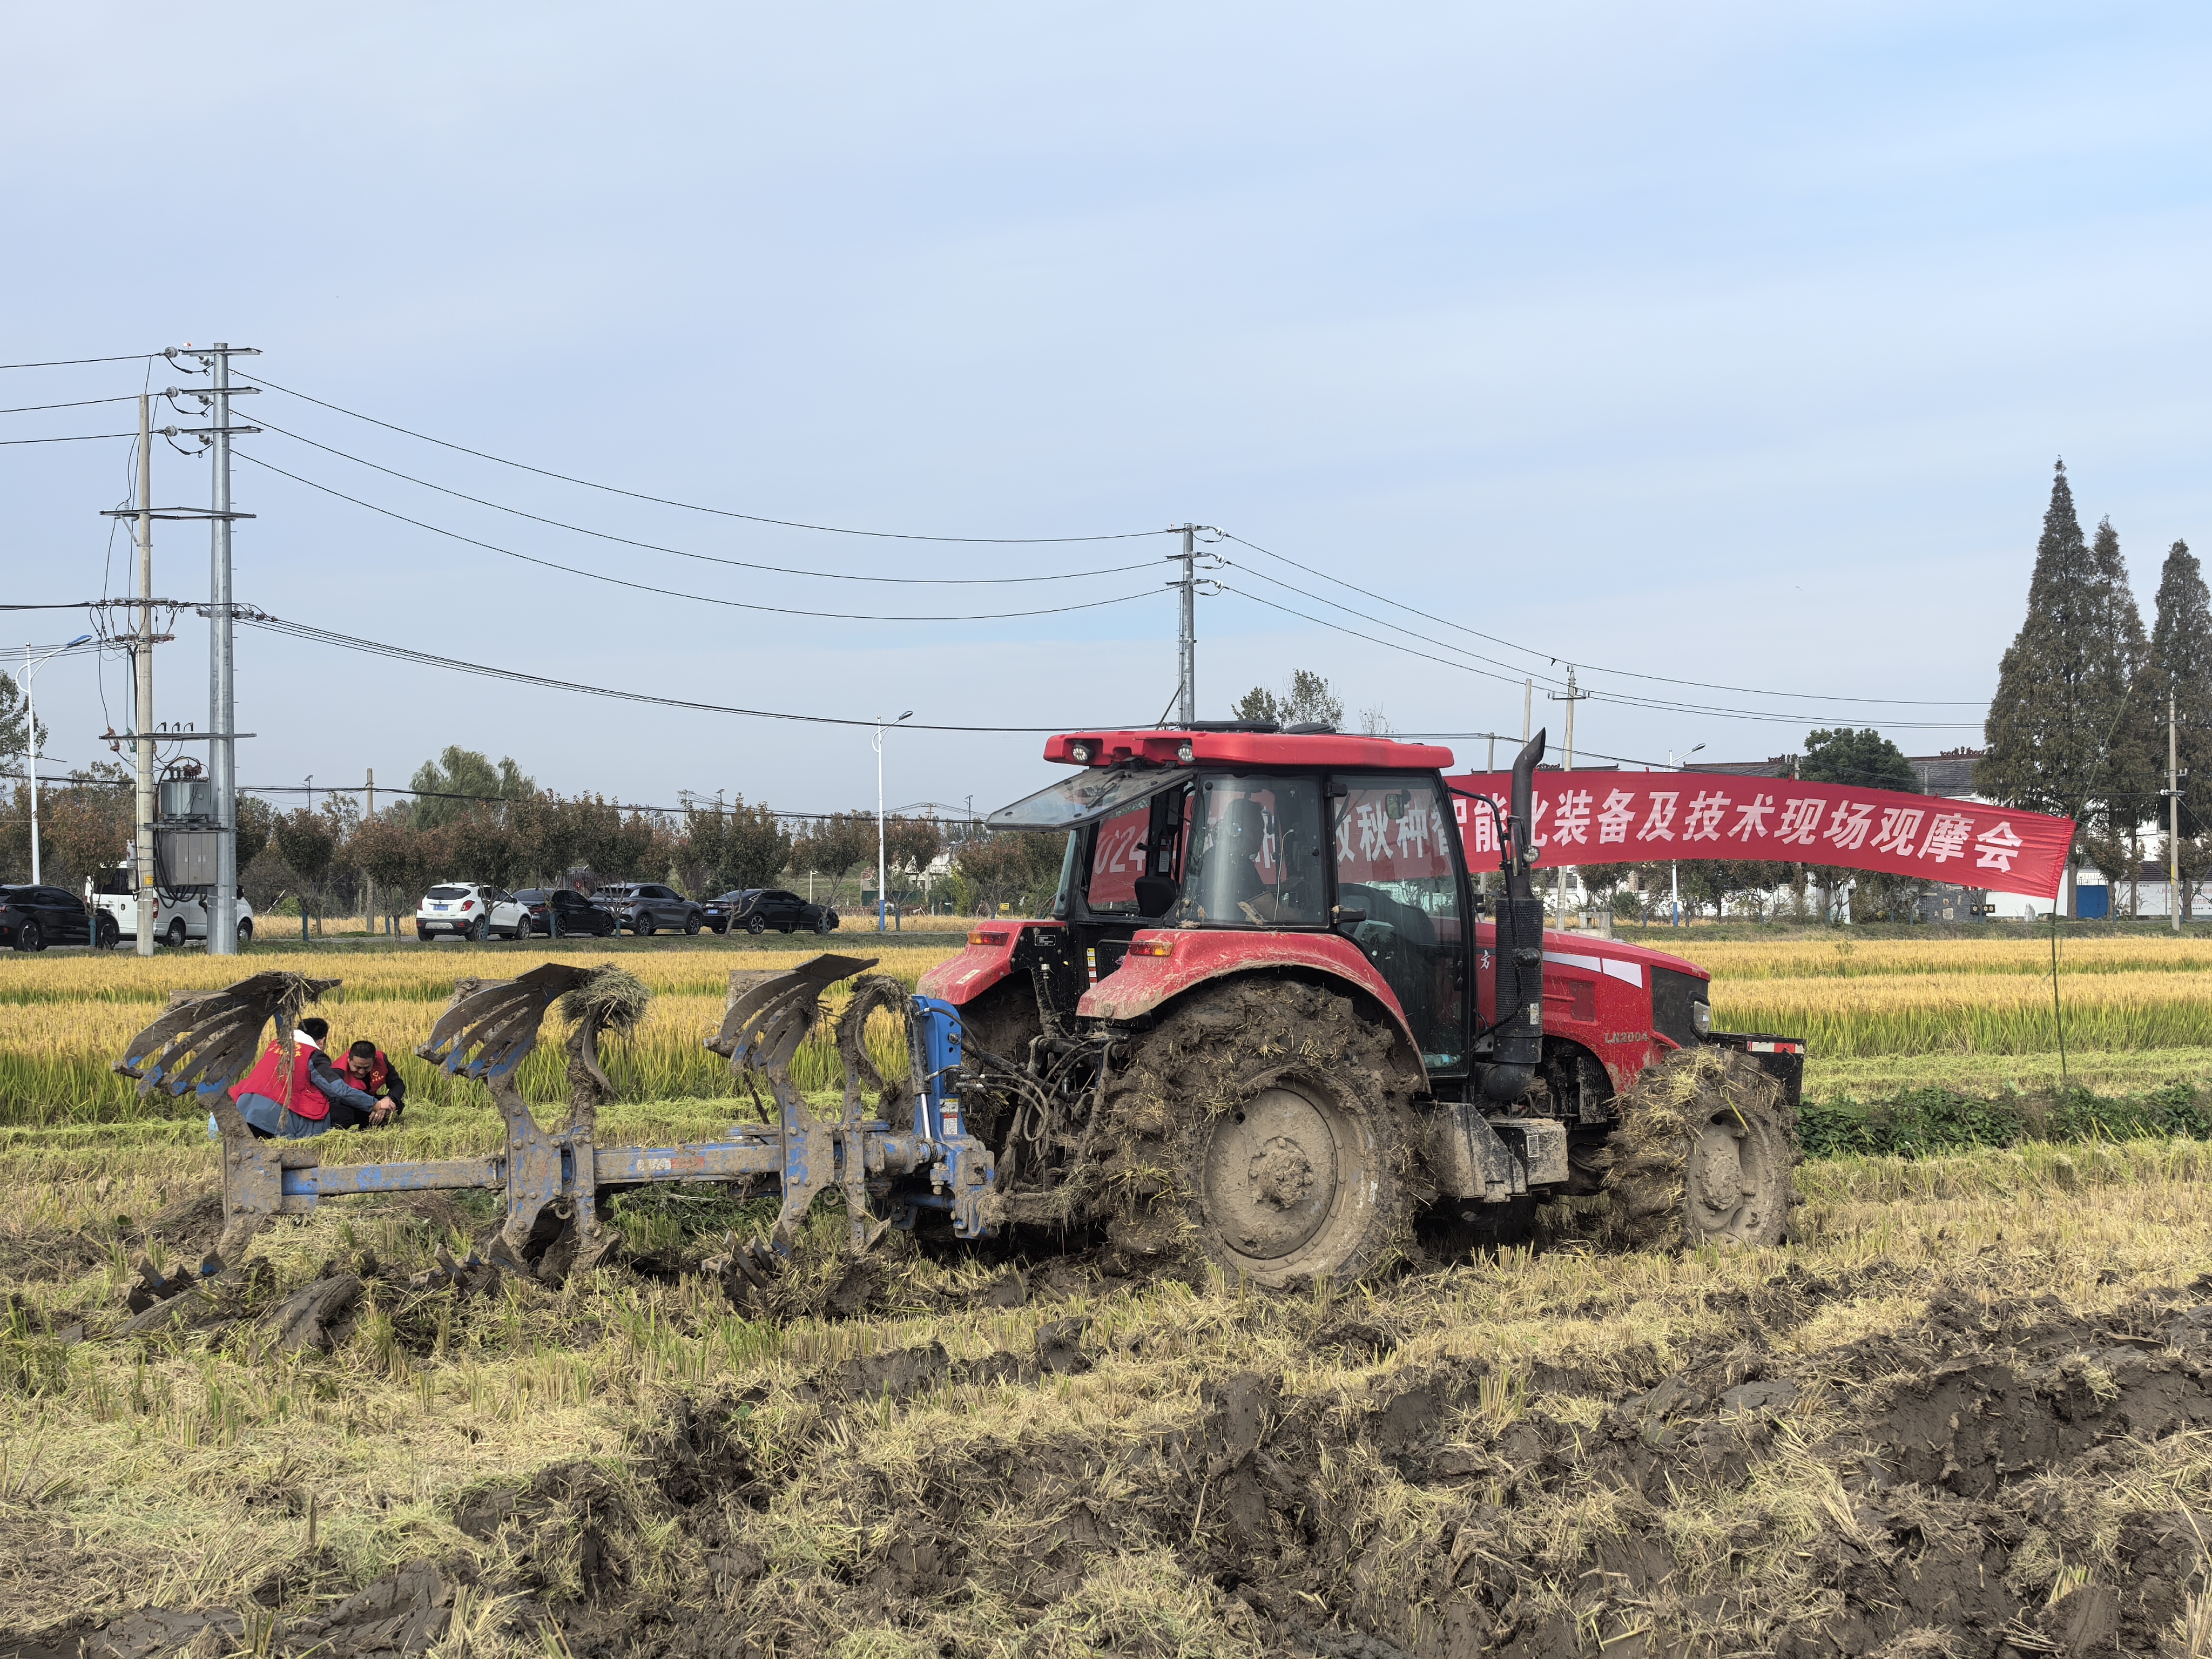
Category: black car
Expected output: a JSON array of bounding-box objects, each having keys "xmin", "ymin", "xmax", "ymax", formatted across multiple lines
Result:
[
  {"xmin": 590, "ymin": 882, "xmax": 705, "ymax": 937},
  {"xmin": 511, "ymin": 888, "xmax": 618, "ymax": 939},
  {"xmin": 703, "ymin": 888, "xmax": 840, "ymax": 935},
  {"xmin": 0, "ymin": 885, "xmax": 113, "ymax": 951}
]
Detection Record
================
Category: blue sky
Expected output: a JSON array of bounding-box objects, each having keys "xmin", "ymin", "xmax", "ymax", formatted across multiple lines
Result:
[{"xmin": 5, "ymin": 4, "xmax": 2209, "ymax": 819}]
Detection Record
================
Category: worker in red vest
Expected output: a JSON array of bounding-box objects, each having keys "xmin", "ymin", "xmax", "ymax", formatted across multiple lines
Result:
[
  {"xmin": 335, "ymin": 1040, "xmax": 408, "ymax": 1129},
  {"xmin": 232, "ymin": 1017, "xmax": 381, "ymax": 1139}
]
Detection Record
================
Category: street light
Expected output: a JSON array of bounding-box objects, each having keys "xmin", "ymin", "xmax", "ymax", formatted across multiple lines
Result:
[
  {"xmin": 875, "ymin": 711, "xmax": 913, "ymax": 932},
  {"xmin": 1667, "ymin": 743, "xmax": 1704, "ymax": 928},
  {"xmin": 21, "ymin": 635, "xmax": 93, "ymax": 887}
]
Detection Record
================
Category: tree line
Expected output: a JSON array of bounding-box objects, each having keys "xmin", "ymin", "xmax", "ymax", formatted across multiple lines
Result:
[
  {"xmin": 1977, "ymin": 459, "xmax": 2212, "ymax": 917},
  {"xmin": 0, "ymin": 741, "xmax": 1073, "ymax": 923}
]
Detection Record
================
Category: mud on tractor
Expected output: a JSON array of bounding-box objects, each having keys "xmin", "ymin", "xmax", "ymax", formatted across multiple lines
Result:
[{"xmin": 112, "ymin": 726, "xmax": 1802, "ymax": 1290}]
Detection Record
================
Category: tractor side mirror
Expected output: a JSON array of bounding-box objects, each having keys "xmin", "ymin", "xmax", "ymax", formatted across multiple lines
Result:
[{"xmin": 1331, "ymin": 905, "xmax": 1367, "ymax": 927}]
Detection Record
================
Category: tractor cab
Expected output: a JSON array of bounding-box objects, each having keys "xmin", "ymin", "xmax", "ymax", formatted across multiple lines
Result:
[{"xmin": 981, "ymin": 723, "xmax": 1483, "ymax": 1077}]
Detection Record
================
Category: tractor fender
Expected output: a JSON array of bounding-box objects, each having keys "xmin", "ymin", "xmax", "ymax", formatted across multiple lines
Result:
[
  {"xmin": 916, "ymin": 921, "xmax": 1062, "ymax": 1006},
  {"xmin": 1077, "ymin": 929, "xmax": 1425, "ymax": 1084}
]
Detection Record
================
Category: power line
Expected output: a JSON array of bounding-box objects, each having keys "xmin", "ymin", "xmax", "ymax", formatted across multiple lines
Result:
[
  {"xmin": 0, "ymin": 396, "xmax": 142, "ymax": 416},
  {"xmin": 237, "ymin": 370, "xmax": 1170, "ymax": 545},
  {"xmin": 235, "ymin": 452, "xmax": 1162, "ymax": 623},
  {"xmin": 1220, "ymin": 583, "xmax": 1982, "ymax": 730},
  {"xmin": 251, "ymin": 416, "xmax": 1159, "ymax": 586},
  {"xmin": 235, "ymin": 611, "xmax": 1140, "ymax": 733},
  {"xmin": 0, "ymin": 431, "xmax": 140, "ymax": 446},
  {"xmin": 0, "ymin": 353, "xmax": 158, "ymax": 371},
  {"xmin": 1220, "ymin": 532, "xmax": 1988, "ymax": 710}
]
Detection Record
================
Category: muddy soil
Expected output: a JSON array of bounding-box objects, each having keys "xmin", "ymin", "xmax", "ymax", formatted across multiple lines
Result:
[{"xmin": 15, "ymin": 1260, "xmax": 2212, "ymax": 1658}]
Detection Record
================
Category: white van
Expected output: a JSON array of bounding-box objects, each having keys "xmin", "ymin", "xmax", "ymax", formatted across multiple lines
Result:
[{"xmin": 89, "ymin": 867, "xmax": 256, "ymax": 948}]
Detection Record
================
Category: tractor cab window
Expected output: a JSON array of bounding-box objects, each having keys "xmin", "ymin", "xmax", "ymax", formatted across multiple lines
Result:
[
  {"xmin": 1332, "ymin": 775, "xmax": 1467, "ymax": 1071},
  {"xmin": 1176, "ymin": 775, "xmax": 1326, "ymax": 927},
  {"xmin": 1084, "ymin": 785, "xmax": 1191, "ymax": 919}
]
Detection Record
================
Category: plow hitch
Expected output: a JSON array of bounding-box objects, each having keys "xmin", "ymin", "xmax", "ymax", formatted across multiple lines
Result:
[{"xmin": 116, "ymin": 958, "xmax": 999, "ymax": 1278}]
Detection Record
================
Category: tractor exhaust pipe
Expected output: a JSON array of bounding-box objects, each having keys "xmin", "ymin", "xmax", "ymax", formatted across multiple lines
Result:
[{"xmin": 1482, "ymin": 729, "xmax": 1547, "ymax": 1102}]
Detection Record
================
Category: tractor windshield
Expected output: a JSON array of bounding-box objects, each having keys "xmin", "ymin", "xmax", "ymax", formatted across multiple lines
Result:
[
  {"xmin": 986, "ymin": 763, "xmax": 1174, "ymax": 831},
  {"xmin": 1175, "ymin": 775, "xmax": 1327, "ymax": 926}
]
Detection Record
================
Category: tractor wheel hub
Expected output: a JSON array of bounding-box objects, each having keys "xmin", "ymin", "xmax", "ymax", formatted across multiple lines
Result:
[{"xmin": 1203, "ymin": 1085, "xmax": 1338, "ymax": 1259}]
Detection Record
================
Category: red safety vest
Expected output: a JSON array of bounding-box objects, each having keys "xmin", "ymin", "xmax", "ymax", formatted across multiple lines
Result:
[
  {"xmin": 237, "ymin": 1035, "xmax": 329, "ymax": 1122},
  {"xmin": 346, "ymin": 1048, "xmax": 392, "ymax": 1096}
]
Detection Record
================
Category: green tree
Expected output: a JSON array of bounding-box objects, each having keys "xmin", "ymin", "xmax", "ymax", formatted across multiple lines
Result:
[
  {"xmin": 234, "ymin": 795, "xmax": 274, "ymax": 873},
  {"xmin": 0, "ymin": 672, "xmax": 45, "ymax": 768},
  {"xmin": 2145, "ymin": 540, "xmax": 2212, "ymax": 918},
  {"xmin": 1231, "ymin": 669, "xmax": 1344, "ymax": 730},
  {"xmin": 681, "ymin": 797, "xmax": 794, "ymax": 894},
  {"xmin": 2089, "ymin": 517, "xmax": 2158, "ymax": 914},
  {"xmin": 1797, "ymin": 729, "xmax": 1917, "ymax": 793},
  {"xmin": 1979, "ymin": 461, "xmax": 2135, "ymax": 915},
  {"xmin": 1796, "ymin": 728, "xmax": 1917, "ymax": 920},
  {"xmin": 953, "ymin": 830, "xmax": 1068, "ymax": 916},
  {"xmin": 791, "ymin": 811, "xmax": 876, "ymax": 905},
  {"xmin": 273, "ymin": 807, "xmax": 338, "ymax": 939},
  {"xmin": 409, "ymin": 747, "xmax": 535, "ymax": 829}
]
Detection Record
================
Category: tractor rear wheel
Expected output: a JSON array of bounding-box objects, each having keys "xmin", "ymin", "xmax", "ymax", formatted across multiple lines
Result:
[
  {"xmin": 1601, "ymin": 1045, "xmax": 1797, "ymax": 1252},
  {"xmin": 1104, "ymin": 980, "xmax": 1414, "ymax": 1287}
]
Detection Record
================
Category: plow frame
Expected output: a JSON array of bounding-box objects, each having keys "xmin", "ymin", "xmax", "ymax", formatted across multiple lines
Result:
[{"xmin": 116, "ymin": 958, "xmax": 1000, "ymax": 1277}]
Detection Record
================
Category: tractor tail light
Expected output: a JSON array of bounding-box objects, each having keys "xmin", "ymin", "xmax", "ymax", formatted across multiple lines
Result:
[
  {"xmin": 1127, "ymin": 939, "xmax": 1174, "ymax": 957},
  {"xmin": 968, "ymin": 928, "xmax": 1009, "ymax": 947}
]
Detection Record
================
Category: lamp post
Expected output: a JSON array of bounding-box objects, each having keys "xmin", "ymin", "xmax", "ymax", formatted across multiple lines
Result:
[
  {"xmin": 875, "ymin": 711, "xmax": 912, "ymax": 932},
  {"xmin": 1667, "ymin": 744, "xmax": 1704, "ymax": 928},
  {"xmin": 21, "ymin": 636, "xmax": 92, "ymax": 887}
]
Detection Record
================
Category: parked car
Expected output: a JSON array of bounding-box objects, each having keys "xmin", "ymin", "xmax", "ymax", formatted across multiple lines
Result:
[
  {"xmin": 511, "ymin": 888, "xmax": 617, "ymax": 939},
  {"xmin": 415, "ymin": 882, "xmax": 528, "ymax": 941},
  {"xmin": 589, "ymin": 882, "xmax": 705, "ymax": 936},
  {"xmin": 703, "ymin": 888, "xmax": 840, "ymax": 935},
  {"xmin": 0, "ymin": 885, "xmax": 108, "ymax": 951},
  {"xmin": 87, "ymin": 867, "xmax": 255, "ymax": 948}
]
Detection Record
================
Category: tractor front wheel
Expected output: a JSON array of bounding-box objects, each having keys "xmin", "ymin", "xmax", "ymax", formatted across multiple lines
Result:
[
  {"xmin": 1105, "ymin": 981, "xmax": 1413, "ymax": 1288},
  {"xmin": 1601, "ymin": 1046, "xmax": 1797, "ymax": 1252}
]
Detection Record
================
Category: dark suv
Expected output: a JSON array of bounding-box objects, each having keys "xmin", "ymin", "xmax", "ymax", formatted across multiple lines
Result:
[
  {"xmin": 512, "ymin": 888, "xmax": 618, "ymax": 939},
  {"xmin": 703, "ymin": 888, "xmax": 840, "ymax": 935},
  {"xmin": 590, "ymin": 882, "xmax": 705, "ymax": 937}
]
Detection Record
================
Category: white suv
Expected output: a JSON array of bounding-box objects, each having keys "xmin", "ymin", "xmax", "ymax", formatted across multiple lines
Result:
[{"xmin": 415, "ymin": 882, "xmax": 528, "ymax": 942}]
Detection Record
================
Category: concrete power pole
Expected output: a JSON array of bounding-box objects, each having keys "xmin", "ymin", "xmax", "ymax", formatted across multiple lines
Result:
[
  {"xmin": 1175, "ymin": 525, "xmax": 1197, "ymax": 726},
  {"xmin": 1547, "ymin": 667, "xmax": 1589, "ymax": 925},
  {"xmin": 133, "ymin": 395, "xmax": 157, "ymax": 957},
  {"xmin": 205, "ymin": 341, "xmax": 258, "ymax": 956},
  {"xmin": 2171, "ymin": 689, "xmax": 2185, "ymax": 934}
]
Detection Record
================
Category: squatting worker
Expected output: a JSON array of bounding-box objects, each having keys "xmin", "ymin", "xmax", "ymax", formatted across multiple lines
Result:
[
  {"xmin": 231, "ymin": 1016, "xmax": 381, "ymax": 1139},
  {"xmin": 336, "ymin": 1039, "xmax": 407, "ymax": 1129}
]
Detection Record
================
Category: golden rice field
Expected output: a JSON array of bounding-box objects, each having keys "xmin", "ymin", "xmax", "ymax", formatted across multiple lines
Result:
[
  {"xmin": 0, "ymin": 943, "xmax": 954, "ymax": 1128},
  {"xmin": 5, "ymin": 931, "xmax": 2212, "ymax": 1125}
]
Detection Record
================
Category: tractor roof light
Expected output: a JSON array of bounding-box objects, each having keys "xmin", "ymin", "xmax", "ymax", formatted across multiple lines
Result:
[
  {"xmin": 1068, "ymin": 741, "xmax": 1094, "ymax": 764},
  {"xmin": 1176, "ymin": 741, "xmax": 1195, "ymax": 763}
]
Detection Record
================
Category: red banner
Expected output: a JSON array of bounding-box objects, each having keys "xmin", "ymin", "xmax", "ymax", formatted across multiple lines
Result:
[{"xmin": 1445, "ymin": 772, "xmax": 2075, "ymax": 901}]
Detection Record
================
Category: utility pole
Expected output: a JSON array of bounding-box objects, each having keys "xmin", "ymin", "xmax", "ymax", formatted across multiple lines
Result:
[
  {"xmin": 2170, "ymin": 690, "xmax": 2185, "ymax": 933},
  {"xmin": 133, "ymin": 395, "xmax": 157, "ymax": 957},
  {"xmin": 365, "ymin": 767, "xmax": 376, "ymax": 932},
  {"xmin": 203, "ymin": 341, "xmax": 258, "ymax": 955},
  {"xmin": 1522, "ymin": 678, "xmax": 1532, "ymax": 743},
  {"xmin": 875, "ymin": 711, "xmax": 912, "ymax": 932},
  {"xmin": 1547, "ymin": 667, "xmax": 1589, "ymax": 925},
  {"xmin": 1174, "ymin": 525, "xmax": 1197, "ymax": 726}
]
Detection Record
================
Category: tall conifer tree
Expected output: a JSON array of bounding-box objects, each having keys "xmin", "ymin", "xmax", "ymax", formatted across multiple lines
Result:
[
  {"xmin": 1978, "ymin": 461, "xmax": 2130, "ymax": 915},
  {"xmin": 2091, "ymin": 516, "xmax": 2156, "ymax": 914},
  {"xmin": 2147, "ymin": 539, "xmax": 2212, "ymax": 917}
]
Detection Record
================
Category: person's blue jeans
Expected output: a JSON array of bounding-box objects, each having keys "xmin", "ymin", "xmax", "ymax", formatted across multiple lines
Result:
[{"xmin": 235, "ymin": 1091, "xmax": 331, "ymax": 1139}]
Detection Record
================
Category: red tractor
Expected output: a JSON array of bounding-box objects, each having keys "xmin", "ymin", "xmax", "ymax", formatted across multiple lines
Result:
[{"xmin": 919, "ymin": 724, "xmax": 1804, "ymax": 1284}]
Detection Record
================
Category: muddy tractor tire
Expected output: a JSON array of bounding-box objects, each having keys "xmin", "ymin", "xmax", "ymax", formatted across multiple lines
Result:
[
  {"xmin": 1105, "ymin": 979, "xmax": 1416, "ymax": 1287},
  {"xmin": 1601, "ymin": 1044, "xmax": 1798, "ymax": 1252}
]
